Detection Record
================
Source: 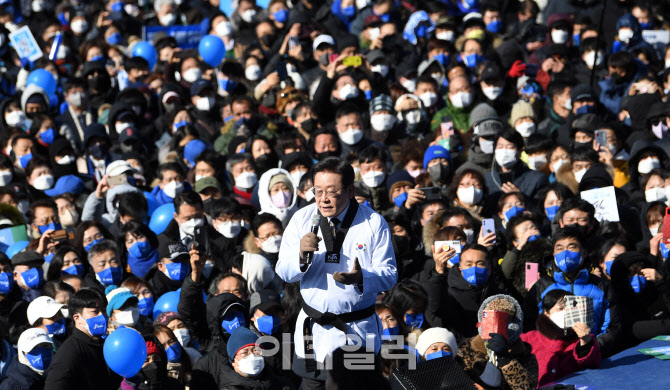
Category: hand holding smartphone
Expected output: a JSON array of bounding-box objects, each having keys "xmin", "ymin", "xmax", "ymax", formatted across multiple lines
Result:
[
  {"xmin": 525, "ymin": 262, "xmax": 539, "ymax": 290},
  {"xmin": 482, "ymin": 218, "xmax": 496, "ymax": 244},
  {"xmin": 480, "ymin": 310, "xmax": 509, "ymax": 340}
]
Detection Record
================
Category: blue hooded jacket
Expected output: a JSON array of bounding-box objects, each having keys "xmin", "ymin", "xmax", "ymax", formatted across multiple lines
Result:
[{"xmin": 614, "ymin": 14, "xmax": 655, "ymax": 54}]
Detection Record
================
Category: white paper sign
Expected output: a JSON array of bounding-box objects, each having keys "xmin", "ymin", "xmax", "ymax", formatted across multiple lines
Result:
[
  {"xmin": 9, "ymin": 26, "xmax": 43, "ymax": 62},
  {"xmin": 642, "ymin": 30, "xmax": 670, "ymax": 45},
  {"xmin": 580, "ymin": 186, "xmax": 619, "ymax": 222}
]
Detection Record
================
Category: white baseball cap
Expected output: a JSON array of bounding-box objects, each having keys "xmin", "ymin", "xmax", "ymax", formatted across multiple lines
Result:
[
  {"xmin": 312, "ymin": 35, "xmax": 335, "ymax": 52},
  {"xmin": 27, "ymin": 296, "xmax": 65, "ymax": 326},
  {"xmin": 18, "ymin": 328, "xmax": 52, "ymax": 355},
  {"xmin": 106, "ymin": 160, "xmax": 134, "ymax": 177}
]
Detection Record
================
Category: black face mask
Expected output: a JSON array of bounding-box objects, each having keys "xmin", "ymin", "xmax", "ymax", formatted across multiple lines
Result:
[
  {"xmin": 260, "ymin": 34, "xmax": 276, "ymax": 47},
  {"xmin": 393, "ymin": 235, "xmax": 411, "ymax": 255},
  {"xmin": 300, "ymin": 118, "xmax": 316, "ymax": 133},
  {"xmin": 314, "ymin": 150, "xmax": 339, "ymax": 161},
  {"xmin": 611, "ymin": 72, "xmax": 627, "ymax": 85},
  {"xmin": 138, "ymin": 362, "xmax": 167, "ymax": 390},
  {"xmin": 203, "ymin": 197, "xmax": 215, "ymax": 215},
  {"xmin": 88, "ymin": 142, "xmax": 108, "ymax": 159},
  {"xmin": 563, "ymin": 223, "xmax": 589, "ymax": 236},
  {"xmin": 88, "ymin": 74, "xmax": 111, "ymax": 93},
  {"xmin": 428, "ymin": 163, "xmax": 450, "ymax": 185}
]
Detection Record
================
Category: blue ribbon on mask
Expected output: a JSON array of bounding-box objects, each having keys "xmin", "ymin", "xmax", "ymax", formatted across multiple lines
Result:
[
  {"xmin": 44, "ymin": 253, "xmax": 54, "ymax": 263},
  {"xmin": 19, "ymin": 153, "xmax": 33, "ymax": 168},
  {"xmin": 40, "ymin": 128, "xmax": 55, "ymax": 145},
  {"xmin": 527, "ymin": 234, "xmax": 540, "ymax": 242},
  {"xmin": 605, "ymin": 260, "xmax": 613, "ymax": 276},
  {"xmin": 219, "ymin": 78, "xmax": 237, "ymax": 93},
  {"xmin": 426, "ymin": 350, "xmax": 452, "ymax": 360},
  {"xmin": 364, "ymin": 90, "xmax": 372, "ymax": 100},
  {"xmin": 221, "ymin": 312, "xmax": 246, "ymax": 334},
  {"xmin": 462, "ymin": 53, "xmax": 484, "ymax": 68},
  {"xmin": 554, "ymin": 250, "xmax": 582, "ymax": 273},
  {"xmin": 255, "ymin": 314, "xmax": 280, "ymax": 335},
  {"xmin": 405, "ymin": 312, "xmax": 424, "ymax": 329},
  {"xmin": 432, "ymin": 53, "xmax": 450, "ymax": 66},
  {"xmin": 273, "ymin": 9, "xmax": 288, "ymax": 23},
  {"xmin": 462, "ymin": 266, "xmax": 489, "ymax": 286}
]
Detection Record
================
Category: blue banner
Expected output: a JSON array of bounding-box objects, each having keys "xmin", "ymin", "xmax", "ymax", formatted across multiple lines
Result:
[
  {"xmin": 0, "ymin": 225, "xmax": 28, "ymax": 253},
  {"xmin": 143, "ymin": 19, "xmax": 210, "ymax": 49}
]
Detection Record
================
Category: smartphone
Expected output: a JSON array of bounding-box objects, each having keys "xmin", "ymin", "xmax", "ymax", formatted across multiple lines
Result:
[
  {"xmin": 434, "ymin": 241, "xmax": 451, "ymax": 253},
  {"xmin": 107, "ymin": 174, "xmax": 128, "ymax": 187},
  {"xmin": 482, "ymin": 218, "xmax": 496, "ymax": 244},
  {"xmin": 342, "ymin": 55, "xmax": 362, "ymax": 67},
  {"xmin": 663, "ymin": 207, "xmax": 670, "ymax": 242},
  {"xmin": 595, "ymin": 130, "xmax": 607, "ymax": 147},
  {"xmin": 328, "ymin": 53, "xmax": 339, "ymax": 63},
  {"xmin": 288, "ymin": 36, "xmax": 300, "ymax": 50},
  {"xmin": 563, "ymin": 296, "xmax": 593, "ymax": 329},
  {"xmin": 480, "ymin": 310, "xmax": 509, "ymax": 340},
  {"xmin": 446, "ymin": 240, "xmax": 462, "ymax": 253},
  {"xmin": 525, "ymin": 262, "xmax": 539, "ymax": 290},
  {"xmin": 440, "ymin": 118, "xmax": 454, "ymax": 138},
  {"xmin": 193, "ymin": 226, "xmax": 210, "ymax": 256},
  {"xmin": 418, "ymin": 187, "xmax": 441, "ymax": 201},
  {"xmin": 51, "ymin": 229, "xmax": 74, "ymax": 241},
  {"xmin": 276, "ymin": 61, "xmax": 288, "ymax": 81}
]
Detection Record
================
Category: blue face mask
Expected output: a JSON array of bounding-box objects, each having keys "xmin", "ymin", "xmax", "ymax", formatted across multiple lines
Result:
[
  {"xmin": 462, "ymin": 266, "xmax": 489, "ymax": 286},
  {"xmin": 575, "ymin": 105, "xmax": 595, "ymax": 115},
  {"xmin": 173, "ymin": 120, "xmax": 189, "ymax": 131},
  {"xmin": 462, "ymin": 53, "xmax": 483, "ymax": 68},
  {"xmin": 223, "ymin": 115, "xmax": 234, "ymax": 123},
  {"xmin": 382, "ymin": 325, "xmax": 399, "ymax": 341},
  {"xmin": 404, "ymin": 312, "xmax": 424, "ymax": 329},
  {"xmin": 554, "ymin": 250, "xmax": 583, "ymax": 273},
  {"xmin": 221, "ymin": 311, "xmax": 245, "ymax": 334},
  {"xmin": 110, "ymin": 1, "xmax": 125, "ymax": 13},
  {"xmin": 19, "ymin": 153, "xmax": 33, "ymax": 168},
  {"xmin": 164, "ymin": 262, "xmax": 189, "ymax": 282},
  {"xmin": 138, "ymin": 296, "xmax": 154, "ymax": 317},
  {"xmin": 363, "ymin": 200, "xmax": 371, "ymax": 208},
  {"xmin": 40, "ymin": 128, "xmax": 55, "ymax": 145},
  {"xmin": 432, "ymin": 53, "xmax": 450, "ymax": 66},
  {"xmin": 96, "ymin": 266, "xmax": 122, "ymax": 286},
  {"xmin": 45, "ymin": 318, "xmax": 67, "ymax": 336},
  {"xmin": 44, "ymin": 253, "xmax": 54, "ymax": 263},
  {"xmin": 25, "ymin": 347, "xmax": 53, "ymax": 371},
  {"xmin": 128, "ymin": 240, "xmax": 152, "ymax": 258},
  {"xmin": 38, "ymin": 222, "xmax": 62, "ymax": 235},
  {"xmin": 0, "ymin": 272, "xmax": 14, "ymax": 294},
  {"xmin": 504, "ymin": 206, "xmax": 525, "ymax": 222},
  {"xmin": 343, "ymin": 5, "xmax": 355, "ymax": 17},
  {"xmin": 379, "ymin": 13, "xmax": 390, "ymax": 23},
  {"xmin": 415, "ymin": 24, "xmax": 428, "ymax": 38},
  {"xmin": 630, "ymin": 275, "xmax": 647, "ymax": 293},
  {"xmin": 605, "ymin": 260, "xmax": 613, "ymax": 276},
  {"xmin": 273, "ymin": 9, "xmax": 288, "ymax": 23},
  {"xmin": 486, "ymin": 20, "xmax": 502, "ymax": 34},
  {"xmin": 165, "ymin": 342, "xmax": 182, "ymax": 363},
  {"xmin": 545, "ymin": 205, "xmax": 559, "ymax": 221},
  {"xmin": 89, "ymin": 55, "xmax": 105, "ymax": 62},
  {"xmin": 639, "ymin": 22, "xmax": 652, "ymax": 30},
  {"xmin": 527, "ymin": 234, "xmax": 540, "ymax": 242},
  {"xmin": 84, "ymin": 238, "xmax": 103, "ymax": 253},
  {"xmin": 219, "ymin": 78, "xmax": 237, "ymax": 93},
  {"xmin": 84, "ymin": 313, "xmax": 107, "ymax": 337},
  {"xmin": 660, "ymin": 243, "xmax": 670, "ymax": 258},
  {"xmin": 62, "ymin": 264, "xmax": 85, "ymax": 277},
  {"xmin": 573, "ymin": 33, "xmax": 580, "ymax": 46},
  {"xmin": 255, "ymin": 314, "xmax": 280, "ymax": 335},
  {"xmin": 106, "ymin": 32, "xmax": 123, "ymax": 45},
  {"xmin": 393, "ymin": 192, "xmax": 408, "ymax": 208},
  {"xmin": 426, "ymin": 350, "xmax": 452, "ymax": 360},
  {"xmin": 364, "ymin": 90, "xmax": 372, "ymax": 100},
  {"xmin": 21, "ymin": 268, "xmax": 43, "ymax": 289}
]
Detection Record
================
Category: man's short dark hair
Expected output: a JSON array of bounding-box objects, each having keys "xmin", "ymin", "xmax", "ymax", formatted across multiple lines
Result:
[
  {"xmin": 608, "ymin": 51, "xmax": 634, "ymax": 70},
  {"xmin": 358, "ymin": 145, "xmax": 386, "ymax": 165},
  {"xmin": 232, "ymin": 95, "xmax": 256, "ymax": 111},
  {"xmin": 311, "ymin": 157, "xmax": 355, "ymax": 187},
  {"xmin": 195, "ymin": 150, "xmax": 225, "ymax": 171},
  {"xmin": 63, "ymin": 77, "xmax": 86, "ymax": 93},
  {"xmin": 525, "ymin": 134, "xmax": 553, "ymax": 155},
  {"xmin": 571, "ymin": 147, "xmax": 599, "ymax": 163},
  {"xmin": 558, "ymin": 198, "xmax": 595, "ymax": 221},
  {"xmin": 497, "ymin": 128, "xmax": 524, "ymax": 150},
  {"xmin": 251, "ymin": 213, "xmax": 283, "ymax": 238},
  {"xmin": 117, "ymin": 192, "xmax": 148, "ymax": 220},
  {"xmin": 174, "ymin": 191, "xmax": 203, "ymax": 216},
  {"xmin": 27, "ymin": 199, "xmax": 57, "ymax": 224},
  {"xmin": 335, "ymin": 103, "xmax": 361, "ymax": 121},
  {"xmin": 210, "ymin": 197, "xmax": 241, "ymax": 220},
  {"xmin": 87, "ymin": 240, "xmax": 119, "ymax": 265},
  {"xmin": 69, "ymin": 288, "xmax": 104, "ymax": 318},
  {"xmin": 440, "ymin": 207, "xmax": 472, "ymax": 226},
  {"xmin": 547, "ymin": 81, "xmax": 571, "ymax": 100},
  {"xmin": 157, "ymin": 162, "xmax": 184, "ymax": 181},
  {"xmin": 461, "ymin": 244, "xmax": 490, "ymax": 262},
  {"xmin": 552, "ymin": 226, "xmax": 584, "ymax": 248},
  {"xmin": 225, "ymin": 153, "xmax": 255, "ymax": 174},
  {"xmin": 126, "ymin": 56, "xmax": 150, "ymax": 71},
  {"xmin": 208, "ymin": 272, "xmax": 249, "ymax": 296},
  {"xmin": 505, "ymin": 214, "xmax": 535, "ymax": 243}
]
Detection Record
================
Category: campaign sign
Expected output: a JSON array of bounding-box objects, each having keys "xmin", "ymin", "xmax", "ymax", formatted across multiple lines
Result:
[{"xmin": 9, "ymin": 26, "xmax": 43, "ymax": 62}]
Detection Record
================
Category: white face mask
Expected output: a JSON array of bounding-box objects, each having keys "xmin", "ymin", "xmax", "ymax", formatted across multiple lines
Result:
[
  {"xmin": 549, "ymin": 310, "xmax": 565, "ymax": 328},
  {"xmin": 650, "ymin": 226, "xmax": 659, "ymax": 236},
  {"xmin": 515, "ymin": 122, "xmax": 536, "ymax": 138},
  {"xmin": 235, "ymin": 171, "xmax": 258, "ymax": 189},
  {"xmin": 304, "ymin": 188, "xmax": 315, "ymax": 202},
  {"xmin": 245, "ymin": 65, "xmax": 262, "ymax": 81},
  {"xmin": 436, "ymin": 30, "xmax": 454, "ymax": 42},
  {"xmin": 180, "ymin": 218, "xmax": 204, "ymax": 236},
  {"xmin": 404, "ymin": 110, "xmax": 422, "ymax": 125},
  {"xmin": 0, "ymin": 171, "xmax": 12, "ymax": 186},
  {"xmin": 638, "ymin": 157, "xmax": 661, "ymax": 174},
  {"xmin": 339, "ymin": 128, "xmax": 363, "ymax": 145},
  {"xmin": 159, "ymin": 13, "xmax": 177, "ymax": 26},
  {"xmin": 562, "ymin": 98, "xmax": 572, "ymax": 111},
  {"xmin": 552, "ymin": 159, "xmax": 568, "ymax": 172},
  {"xmin": 163, "ymin": 180, "xmax": 184, "ymax": 198},
  {"xmin": 71, "ymin": 19, "xmax": 89, "ymax": 34},
  {"xmin": 241, "ymin": 9, "xmax": 257, "ymax": 23},
  {"xmin": 115, "ymin": 307, "xmax": 140, "ymax": 326},
  {"xmin": 371, "ymin": 64, "xmax": 389, "ymax": 77},
  {"xmin": 401, "ymin": 79, "xmax": 417, "ymax": 92},
  {"xmin": 495, "ymin": 149, "xmax": 517, "ymax": 168},
  {"xmin": 5, "ymin": 110, "xmax": 27, "ymax": 127},
  {"xmin": 57, "ymin": 155, "xmax": 75, "ymax": 165},
  {"xmin": 551, "ymin": 29, "xmax": 569, "ymax": 44},
  {"xmin": 371, "ymin": 113, "xmax": 396, "ymax": 132},
  {"xmin": 196, "ymin": 97, "xmax": 214, "ymax": 112},
  {"xmin": 356, "ymin": 0, "xmax": 370, "ymax": 9},
  {"xmin": 338, "ymin": 84, "xmax": 359, "ymax": 100},
  {"xmin": 450, "ymin": 91, "xmax": 472, "ymax": 108},
  {"xmin": 574, "ymin": 168, "xmax": 587, "ymax": 183},
  {"xmin": 60, "ymin": 209, "xmax": 80, "ymax": 228},
  {"xmin": 33, "ymin": 174, "xmax": 55, "ymax": 191},
  {"xmin": 173, "ymin": 328, "xmax": 191, "ymax": 347},
  {"xmin": 183, "ymin": 68, "xmax": 203, "ymax": 83},
  {"xmin": 368, "ymin": 27, "xmax": 380, "ymax": 41},
  {"xmin": 419, "ymin": 92, "xmax": 438, "ymax": 108},
  {"xmin": 457, "ymin": 186, "xmax": 483, "ymax": 206},
  {"xmin": 216, "ymin": 21, "xmax": 233, "ymax": 37},
  {"xmin": 479, "ymin": 138, "xmax": 494, "ymax": 154},
  {"xmin": 125, "ymin": 4, "xmax": 140, "ymax": 17},
  {"xmin": 32, "ymin": 0, "xmax": 46, "ymax": 12},
  {"xmin": 464, "ymin": 228, "xmax": 475, "ymax": 244},
  {"xmin": 618, "ymin": 28, "xmax": 634, "ymax": 44},
  {"xmin": 584, "ymin": 51, "xmax": 604, "ymax": 67},
  {"xmin": 528, "ymin": 155, "xmax": 548, "ymax": 171},
  {"xmin": 217, "ymin": 220, "xmax": 241, "ymax": 238},
  {"xmin": 237, "ymin": 353, "xmax": 265, "ymax": 376},
  {"xmin": 115, "ymin": 122, "xmax": 132, "ymax": 134},
  {"xmin": 665, "ymin": 59, "xmax": 670, "ymax": 70},
  {"xmin": 362, "ymin": 170, "xmax": 385, "ymax": 188},
  {"xmin": 290, "ymin": 170, "xmax": 307, "ymax": 185},
  {"xmin": 261, "ymin": 235, "xmax": 282, "ymax": 254},
  {"xmin": 482, "ymin": 86, "xmax": 503, "ymax": 101},
  {"xmin": 646, "ymin": 187, "xmax": 667, "ymax": 203}
]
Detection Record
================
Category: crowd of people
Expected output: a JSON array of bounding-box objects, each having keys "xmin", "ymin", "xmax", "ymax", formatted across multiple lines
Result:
[{"xmin": 1, "ymin": 0, "xmax": 670, "ymax": 389}]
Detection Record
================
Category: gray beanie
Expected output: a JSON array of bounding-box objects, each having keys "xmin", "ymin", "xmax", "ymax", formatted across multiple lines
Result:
[
  {"xmin": 477, "ymin": 294, "xmax": 524, "ymax": 343},
  {"xmin": 471, "ymin": 103, "xmax": 503, "ymax": 138}
]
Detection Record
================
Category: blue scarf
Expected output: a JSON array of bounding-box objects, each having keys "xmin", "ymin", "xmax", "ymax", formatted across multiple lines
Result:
[{"xmin": 127, "ymin": 249, "xmax": 159, "ymax": 278}]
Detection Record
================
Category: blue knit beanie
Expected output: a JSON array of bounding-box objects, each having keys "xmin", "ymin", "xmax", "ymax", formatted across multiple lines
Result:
[
  {"xmin": 226, "ymin": 327, "xmax": 259, "ymax": 363},
  {"xmin": 423, "ymin": 145, "xmax": 452, "ymax": 169}
]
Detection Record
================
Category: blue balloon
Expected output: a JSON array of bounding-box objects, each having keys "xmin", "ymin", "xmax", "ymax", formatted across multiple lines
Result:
[
  {"xmin": 198, "ymin": 35, "xmax": 225, "ymax": 67},
  {"xmin": 6, "ymin": 241, "xmax": 30, "ymax": 259},
  {"xmin": 131, "ymin": 41, "xmax": 158, "ymax": 70},
  {"xmin": 148, "ymin": 203, "xmax": 175, "ymax": 235},
  {"xmin": 144, "ymin": 192, "xmax": 159, "ymax": 218},
  {"xmin": 103, "ymin": 327, "xmax": 147, "ymax": 378},
  {"xmin": 26, "ymin": 69, "xmax": 57, "ymax": 95},
  {"xmin": 153, "ymin": 291, "xmax": 180, "ymax": 320}
]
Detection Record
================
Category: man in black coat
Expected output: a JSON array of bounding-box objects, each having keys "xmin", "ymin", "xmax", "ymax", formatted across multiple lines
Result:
[{"xmin": 45, "ymin": 288, "xmax": 121, "ymax": 390}]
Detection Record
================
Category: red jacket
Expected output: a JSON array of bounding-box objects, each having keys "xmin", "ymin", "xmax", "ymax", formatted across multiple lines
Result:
[{"xmin": 520, "ymin": 315, "xmax": 601, "ymax": 387}]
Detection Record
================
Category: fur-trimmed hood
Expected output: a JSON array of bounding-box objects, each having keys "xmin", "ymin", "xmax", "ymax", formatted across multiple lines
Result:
[
  {"xmin": 477, "ymin": 294, "xmax": 524, "ymax": 343},
  {"xmin": 422, "ymin": 210, "xmax": 447, "ymax": 256}
]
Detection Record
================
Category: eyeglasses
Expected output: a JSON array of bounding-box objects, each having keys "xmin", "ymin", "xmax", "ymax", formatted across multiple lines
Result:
[{"xmin": 312, "ymin": 187, "xmax": 343, "ymax": 199}]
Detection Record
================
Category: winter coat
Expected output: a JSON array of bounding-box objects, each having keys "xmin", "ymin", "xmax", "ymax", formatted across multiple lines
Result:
[
  {"xmin": 44, "ymin": 328, "xmax": 122, "ymax": 390},
  {"xmin": 484, "ymin": 160, "xmax": 549, "ymax": 201},
  {"xmin": 193, "ymin": 357, "xmax": 294, "ymax": 390},
  {"xmin": 456, "ymin": 143, "xmax": 494, "ymax": 178},
  {"xmin": 520, "ymin": 314, "xmax": 601, "ymax": 387},
  {"xmin": 81, "ymin": 184, "xmax": 142, "ymax": 230},
  {"xmin": 0, "ymin": 356, "xmax": 45, "ymax": 390},
  {"xmin": 458, "ymin": 335, "xmax": 538, "ymax": 390}
]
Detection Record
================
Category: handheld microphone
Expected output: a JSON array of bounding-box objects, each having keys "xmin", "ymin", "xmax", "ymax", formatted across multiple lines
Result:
[{"xmin": 304, "ymin": 214, "xmax": 320, "ymax": 264}]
